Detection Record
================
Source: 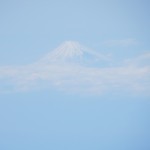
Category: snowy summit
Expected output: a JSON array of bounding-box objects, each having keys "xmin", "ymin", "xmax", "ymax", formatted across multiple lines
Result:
[{"xmin": 38, "ymin": 41, "xmax": 109, "ymax": 66}]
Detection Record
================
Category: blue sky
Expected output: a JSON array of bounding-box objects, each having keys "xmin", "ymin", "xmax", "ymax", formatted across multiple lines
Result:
[{"xmin": 0, "ymin": 0, "xmax": 150, "ymax": 150}]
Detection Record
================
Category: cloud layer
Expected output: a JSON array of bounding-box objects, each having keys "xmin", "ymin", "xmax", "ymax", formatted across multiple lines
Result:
[{"xmin": 0, "ymin": 41, "xmax": 149, "ymax": 95}]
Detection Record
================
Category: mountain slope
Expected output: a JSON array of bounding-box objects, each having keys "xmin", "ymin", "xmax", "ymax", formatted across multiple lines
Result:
[{"xmin": 37, "ymin": 41, "xmax": 110, "ymax": 66}]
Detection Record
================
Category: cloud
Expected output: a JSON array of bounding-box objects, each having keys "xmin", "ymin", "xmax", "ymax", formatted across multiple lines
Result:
[
  {"xmin": 102, "ymin": 38, "xmax": 138, "ymax": 47},
  {"xmin": 0, "ymin": 41, "xmax": 149, "ymax": 95},
  {"xmin": 125, "ymin": 52, "xmax": 150, "ymax": 67},
  {"xmin": 0, "ymin": 59, "xmax": 149, "ymax": 95}
]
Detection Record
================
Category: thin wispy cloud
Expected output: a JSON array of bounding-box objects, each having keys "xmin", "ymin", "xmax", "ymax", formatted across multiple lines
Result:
[
  {"xmin": 0, "ymin": 41, "xmax": 149, "ymax": 95},
  {"xmin": 102, "ymin": 38, "xmax": 138, "ymax": 47},
  {"xmin": 125, "ymin": 52, "xmax": 150, "ymax": 67}
]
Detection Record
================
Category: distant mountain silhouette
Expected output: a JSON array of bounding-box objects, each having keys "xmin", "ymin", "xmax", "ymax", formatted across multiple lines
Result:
[{"xmin": 37, "ymin": 41, "xmax": 110, "ymax": 67}]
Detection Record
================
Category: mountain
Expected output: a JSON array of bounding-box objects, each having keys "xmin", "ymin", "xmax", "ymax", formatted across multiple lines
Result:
[{"xmin": 37, "ymin": 41, "xmax": 110, "ymax": 67}]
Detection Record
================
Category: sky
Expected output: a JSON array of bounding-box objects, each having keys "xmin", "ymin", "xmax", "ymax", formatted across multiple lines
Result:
[{"xmin": 0, "ymin": 0, "xmax": 150, "ymax": 150}]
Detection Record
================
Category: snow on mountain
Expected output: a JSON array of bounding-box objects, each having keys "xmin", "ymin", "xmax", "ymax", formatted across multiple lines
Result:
[{"xmin": 37, "ymin": 41, "xmax": 110, "ymax": 67}]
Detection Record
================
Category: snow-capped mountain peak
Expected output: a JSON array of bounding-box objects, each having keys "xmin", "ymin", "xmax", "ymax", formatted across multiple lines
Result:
[
  {"xmin": 38, "ymin": 41, "xmax": 110, "ymax": 66},
  {"xmin": 48, "ymin": 41, "xmax": 84, "ymax": 59}
]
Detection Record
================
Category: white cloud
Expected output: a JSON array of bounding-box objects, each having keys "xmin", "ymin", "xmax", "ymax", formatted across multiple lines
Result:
[
  {"xmin": 102, "ymin": 38, "xmax": 138, "ymax": 47},
  {"xmin": 0, "ymin": 62, "xmax": 149, "ymax": 95},
  {"xmin": 0, "ymin": 41, "xmax": 149, "ymax": 95},
  {"xmin": 125, "ymin": 52, "xmax": 150, "ymax": 67}
]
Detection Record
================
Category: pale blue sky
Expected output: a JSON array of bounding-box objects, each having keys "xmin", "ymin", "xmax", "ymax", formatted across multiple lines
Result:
[
  {"xmin": 0, "ymin": 0, "xmax": 150, "ymax": 64},
  {"xmin": 0, "ymin": 0, "xmax": 150, "ymax": 150}
]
